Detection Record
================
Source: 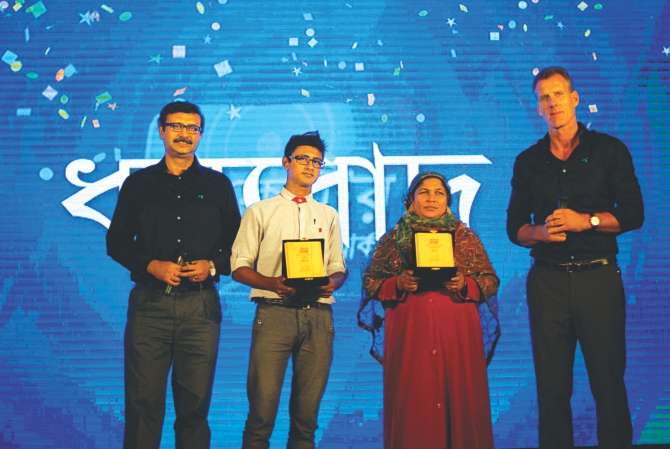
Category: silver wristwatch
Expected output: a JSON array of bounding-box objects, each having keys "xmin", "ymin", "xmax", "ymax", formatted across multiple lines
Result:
[{"xmin": 208, "ymin": 260, "xmax": 216, "ymax": 277}]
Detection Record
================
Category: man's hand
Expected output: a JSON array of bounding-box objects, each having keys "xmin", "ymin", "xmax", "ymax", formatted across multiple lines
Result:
[
  {"xmin": 537, "ymin": 222, "xmax": 567, "ymax": 243},
  {"xmin": 516, "ymin": 214, "xmax": 569, "ymax": 246},
  {"xmin": 179, "ymin": 260, "xmax": 211, "ymax": 283},
  {"xmin": 396, "ymin": 270, "xmax": 420, "ymax": 293},
  {"xmin": 231, "ymin": 267, "xmax": 296, "ymax": 298},
  {"xmin": 318, "ymin": 272, "xmax": 347, "ymax": 298},
  {"xmin": 147, "ymin": 260, "xmax": 183, "ymax": 286},
  {"xmin": 545, "ymin": 209, "xmax": 590, "ymax": 234},
  {"xmin": 318, "ymin": 278, "xmax": 336, "ymax": 298},
  {"xmin": 517, "ymin": 208, "xmax": 610, "ymax": 247},
  {"xmin": 270, "ymin": 276, "xmax": 297, "ymax": 298}
]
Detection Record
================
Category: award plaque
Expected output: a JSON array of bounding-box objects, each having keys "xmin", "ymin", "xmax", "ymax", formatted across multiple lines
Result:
[
  {"xmin": 413, "ymin": 230, "xmax": 457, "ymax": 284},
  {"xmin": 282, "ymin": 239, "xmax": 330, "ymax": 288}
]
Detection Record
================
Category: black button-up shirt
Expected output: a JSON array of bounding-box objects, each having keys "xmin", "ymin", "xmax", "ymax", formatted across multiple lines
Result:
[
  {"xmin": 506, "ymin": 123, "xmax": 644, "ymax": 262},
  {"xmin": 106, "ymin": 157, "xmax": 241, "ymax": 284}
]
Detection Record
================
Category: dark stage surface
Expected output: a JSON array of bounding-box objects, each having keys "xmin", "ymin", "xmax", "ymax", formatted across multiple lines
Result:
[{"xmin": 514, "ymin": 446, "xmax": 670, "ymax": 449}]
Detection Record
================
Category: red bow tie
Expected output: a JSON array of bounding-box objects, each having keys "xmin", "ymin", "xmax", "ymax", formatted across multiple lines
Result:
[{"xmin": 292, "ymin": 197, "xmax": 306, "ymax": 204}]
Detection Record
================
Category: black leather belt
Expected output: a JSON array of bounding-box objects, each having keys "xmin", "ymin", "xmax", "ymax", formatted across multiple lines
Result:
[
  {"xmin": 253, "ymin": 297, "xmax": 330, "ymax": 310},
  {"xmin": 137, "ymin": 279, "xmax": 215, "ymax": 292},
  {"xmin": 533, "ymin": 256, "xmax": 617, "ymax": 273}
]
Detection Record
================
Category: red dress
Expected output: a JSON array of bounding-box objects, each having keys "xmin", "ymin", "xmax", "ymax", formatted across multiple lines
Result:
[
  {"xmin": 359, "ymin": 219, "xmax": 500, "ymax": 449},
  {"xmin": 378, "ymin": 276, "xmax": 494, "ymax": 449}
]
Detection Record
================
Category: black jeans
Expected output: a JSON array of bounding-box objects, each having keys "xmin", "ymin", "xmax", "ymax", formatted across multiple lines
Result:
[
  {"xmin": 527, "ymin": 262, "xmax": 632, "ymax": 449},
  {"xmin": 123, "ymin": 285, "xmax": 222, "ymax": 449}
]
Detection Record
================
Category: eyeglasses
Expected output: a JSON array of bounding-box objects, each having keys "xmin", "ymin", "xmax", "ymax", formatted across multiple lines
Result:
[
  {"xmin": 163, "ymin": 122, "xmax": 202, "ymax": 134},
  {"xmin": 287, "ymin": 155, "xmax": 325, "ymax": 168}
]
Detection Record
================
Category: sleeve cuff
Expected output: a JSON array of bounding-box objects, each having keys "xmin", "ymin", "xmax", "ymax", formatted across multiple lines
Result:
[
  {"xmin": 137, "ymin": 254, "xmax": 153, "ymax": 274},
  {"xmin": 377, "ymin": 276, "xmax": 401, "ymax": 301},
  {"xmin": 230, "ymin": 257, "xmax": 255, "ymax": 273},
  {"xmin": 461, "ymin": 276, "xmax": 481, "ymax": 302}
]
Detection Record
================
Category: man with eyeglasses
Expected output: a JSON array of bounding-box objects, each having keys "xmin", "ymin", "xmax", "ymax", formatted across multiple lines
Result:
[
  {"xmin": 106, "ymin": 101, "xmax": 241, "ymax": 449},
  {"xmin": 230, "ymin": 131, "xmax": 348, "ymax": 448}
]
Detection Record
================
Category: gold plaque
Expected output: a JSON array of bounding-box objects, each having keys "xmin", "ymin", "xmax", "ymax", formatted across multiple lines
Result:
[
  {"xmin": 414, "ymin": 232, "xmax": 455, "ymax": 268},
  {"xmin": 282, "ymin": 239, "xmax": 329, "ymax": 288},
  {"xmin": 413, "ymin": 231, "xmax": 457, "ymax": 284}
]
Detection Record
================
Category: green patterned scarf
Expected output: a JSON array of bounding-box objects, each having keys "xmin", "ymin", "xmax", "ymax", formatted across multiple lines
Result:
[
  {"xmin": 396, "ymin": 170, "xmax": 457, "ymax": 267},
  {"xmin": 395, "ymin": 209, "xmax": 458, "ymax": 269}
]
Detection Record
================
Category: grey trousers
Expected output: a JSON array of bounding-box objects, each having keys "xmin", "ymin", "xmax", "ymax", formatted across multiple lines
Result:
[
  {"xmin": 123, "ymin": 285, "xmax": 222, "ymax": 449},
  {"xmin": 242, "ymin": 302, "xmax": 335, "ymax": 449}
]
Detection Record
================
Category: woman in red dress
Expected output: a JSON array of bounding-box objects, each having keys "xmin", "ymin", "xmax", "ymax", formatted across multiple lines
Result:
[{"xmin": 358, "ymin": 171, "xmax": 500, "ymax": 449}]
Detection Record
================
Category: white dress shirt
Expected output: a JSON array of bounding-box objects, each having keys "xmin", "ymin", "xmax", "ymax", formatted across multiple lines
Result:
[{"xmin": 231, "ymin": 187, "xmax": 347, "ymax": 303}]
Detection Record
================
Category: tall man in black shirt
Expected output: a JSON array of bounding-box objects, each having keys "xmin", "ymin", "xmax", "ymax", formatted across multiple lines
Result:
[
  {"xmin": 107, "ymin": 101, "xmax": 241, "ymax": 449},
  {"xmin": 506, "ymin": 67, "xmax": 644, "ymax": 449}
]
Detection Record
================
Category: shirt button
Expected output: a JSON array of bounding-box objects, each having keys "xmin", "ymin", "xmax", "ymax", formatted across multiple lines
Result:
[
  {"xmin": 177, "ymin": 239, "xmax": 181, "ymax": 243},
  {"xmin": 177, "ymin": 195, "xmax": 181, "ymax": 199},
  {"xmin": 177, "ymin": 216, "xmax": 181, "ymax": 220},
  {"xmin": 428, "ymin": 298, "xmax": 433, "ymax": 303},
  {"xmin": 437, "ymin": 403, "xmax": 442, "ymax": 409},
  {"xmin": 571, "ymin": 256, "xmax": 575, "ymax": 260},
  {"xmin": 562, "ymin": 169, "xmax": 567, "ymax": 173},
  {"xmin": 432, "ymin": 349, "xmax": 437, "ymax": 355}
]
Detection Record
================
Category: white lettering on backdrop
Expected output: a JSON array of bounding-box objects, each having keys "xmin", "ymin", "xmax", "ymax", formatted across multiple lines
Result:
[{"xmin": 62, "ymin": 142, "xmax": 492, "ymax": 246}]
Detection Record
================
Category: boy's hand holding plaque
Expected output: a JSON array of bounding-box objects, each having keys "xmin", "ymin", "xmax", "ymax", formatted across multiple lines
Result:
[
  {"xmin": 412, "ymin": 230, "xmax": 457, "ymax": 287},
  {"xmin": 282, "ymin": 238, "xmax": 329, "ymax": 289}
]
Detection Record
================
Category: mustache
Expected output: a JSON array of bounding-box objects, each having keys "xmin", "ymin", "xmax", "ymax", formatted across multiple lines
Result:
[{"xmin": 173, "ymin": 137, "xmax": 193, "ymax": 144}]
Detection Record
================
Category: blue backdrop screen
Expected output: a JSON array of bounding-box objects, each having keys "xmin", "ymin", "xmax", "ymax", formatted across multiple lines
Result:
[{"xmin": 2, "ymin": 0, "xmax": 669, "ymax": 447}]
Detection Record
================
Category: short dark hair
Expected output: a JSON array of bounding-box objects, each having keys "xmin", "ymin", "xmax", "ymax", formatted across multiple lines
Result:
[
  {"xmin": 532, "ymin": 66, "xmax": 574, "ymax": 94},
  {"xmin": 283, "ymin": 131, "xmax": 327, "ymax": 158},
  {"xmin": 157, "ymin": 101, "xmax": 205, "ymax": 132}
]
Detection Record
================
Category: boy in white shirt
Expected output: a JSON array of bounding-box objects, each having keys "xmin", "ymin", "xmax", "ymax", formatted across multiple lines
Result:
[{"xmin": 230, "ymin": 131, "xmax": 347, "ymax": 448}]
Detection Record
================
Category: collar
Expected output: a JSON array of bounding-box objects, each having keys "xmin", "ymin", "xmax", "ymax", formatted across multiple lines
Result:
[
  {"xmin": 539, "ymin": 122, "xmax": 593, "ymax": 163},
  {"xmin": 147, "ymin": 156, "xmax": 206, "ymax": 176},
  {"xmin": 279, "ymin": 187, "xmax": 313, "ymax": 202}
]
